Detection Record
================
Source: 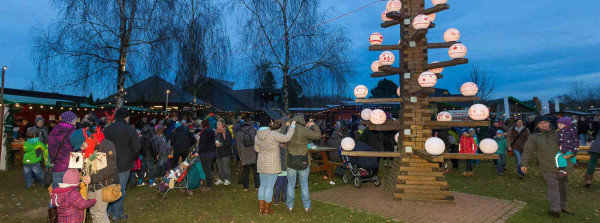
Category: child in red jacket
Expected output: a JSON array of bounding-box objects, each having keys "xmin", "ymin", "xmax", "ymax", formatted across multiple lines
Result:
[
  {"xmin": 50, "ymin": 169, "xmax": 96, "ymax": 223},
  {"xmin": 459, "ymin": 130, "xmax": 477, "ymax": 176}
]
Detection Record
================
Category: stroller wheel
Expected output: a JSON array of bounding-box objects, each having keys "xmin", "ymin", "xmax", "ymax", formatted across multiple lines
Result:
[
  {"xmin": 188, "ymin": 191, "xmax": 194, "ymax": 196},
  {"xmin": 342, "ymin": 172, "xmax": 350, "ymax": 184},
  {"xmin": 373, "ymin": 176, "xmax": 381, "ymax": 187},
  {"xmin": 353, "ymin": 177, "xmax": 362, "ymax": 188}
]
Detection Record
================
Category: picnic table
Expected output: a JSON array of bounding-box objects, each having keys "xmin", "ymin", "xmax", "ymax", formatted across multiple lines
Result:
[{"xmin": 309, "ymin": 146, "xmax": 342, "ymax": 180}]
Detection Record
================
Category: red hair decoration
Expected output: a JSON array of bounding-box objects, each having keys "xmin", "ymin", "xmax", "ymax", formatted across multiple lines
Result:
[
  {"xmin": 82, "ymin": 127, "xmax": 105, "ymax": 158},
  {"xmin": 105, "ymin": 110, "xmax": 115, "ymax": 124}
]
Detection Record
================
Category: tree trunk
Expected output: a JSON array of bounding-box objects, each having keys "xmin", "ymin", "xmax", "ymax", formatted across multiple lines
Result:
[
  {"xmin": 283, "ymin": 72, "xmax": 289, "ymax": 114},
  {"xmin": 282, "ymin": 0, "xmax": 290, "ymax": 114},
  {"xmin": 115, "ymin": 0, "xmax": 136, "ymax": 110}
]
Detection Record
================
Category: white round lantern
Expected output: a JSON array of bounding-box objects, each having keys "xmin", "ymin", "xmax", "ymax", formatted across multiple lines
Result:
[
  {"xmin": 432, "ymin": 0, "xmax": 448, "ymax": 6},
  {"xmin": 381, "ymin": 10, "xmax": 392, "ymax": 22},
  {"xmin": 361, "ymin": 109, "xmax": 373, "ymax": 121},
  {"xmin": 395, "ymin": 132, "xmax": 399, "ymax": 143},
  {"xmin": 412, "ymin": 14, "xmax": 431, "ymax": 30},
  {"xmin": 386, "ymin": 0, "xmax": 402, "ymax": 11},
  {"xmin": 443, "ymin": 28, "xmax": 460, "ymax": 42},
  {"xmin": 437, "ymin": 111, "xmax": 452, "ymax": 121},
  {"xmin": 428, "ymin": 61, "xmax": 443, "ymax": 73},
  {"xmin": 427, "ymin": 13, "xmax": 436, "ymax": 22},
  {"xmin": 468, "ymin": 104, "xmax": 490, "ymax": 121},
  {"xmin": 354, "ymin": 85, "xmax": 369, "ymax": 98},
  {"xmin": 396, "ymin": 87, "xmax": 400, "ymax": 97},
  {"xmin": 369, "ymin": 109, "xmax": 387, "ymax": 125},
  {"xmin": 418, "ymin": 71, "xmax": 437, "ymax": 87},
  {"xmin": 425, "ymin": 137, "xmax": 445, "ymax": 156},
  {"xmin": 460, "ymin": 82, "xmax": 479, "ymax": 96},
  {"xmin": 341, "ymin": 137, "xmax": 356, "ymax": 151},
  {"xmin": 379, "ymin": 51, "xmax": 395, "ymax": 66},
  {"xmin": 479, "ymin": 138, "xmax": 498, "ymax": 154},
  {"xmin": 369, "ymin": 32, "xmax": 383, "ymax": 46},
  {"xmin": 370, "ymin": 60, "xmax": 381, "ymax": 72},
  {"xmin": 448, "ymin": 43, "xmax": 467, "ymax": 59}
]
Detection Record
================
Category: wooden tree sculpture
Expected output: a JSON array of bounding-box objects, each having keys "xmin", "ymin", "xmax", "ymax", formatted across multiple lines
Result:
[{"xmin": 342, "ymin": 0, "xmax": 498, "ymax": 203}]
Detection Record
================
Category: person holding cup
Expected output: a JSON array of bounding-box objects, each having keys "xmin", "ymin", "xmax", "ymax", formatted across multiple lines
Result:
[{"xmin": 215, "ymin": 120, "xmax": 233, "ymax": 186}]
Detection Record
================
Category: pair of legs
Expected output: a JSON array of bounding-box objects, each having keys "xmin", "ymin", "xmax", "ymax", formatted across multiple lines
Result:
[
  {"xmin": 171, "ymin": 151, "xmax": 188, "ymax": 169},
  {"xmin": 587, "ymin": 152, "xmax": 600, "ymax": 175},
  {"xmin": 108, "ymin": 170, "xmax": 130, "ymax": 220},
  {"xmin": 273, "ymin": 175, "xmax": 288, "ymax": 204},
  {"xmin": 541, "ymin": 171, "xmax": 569, "ymax": 212},
  {"xmin": 154, "ymin": 152, "xmax": 168, "ymax": 178},
  {"xmin": 497, "ymin": 154, "xmax": 506, "ymax": 175},
  {"xmin": 216, "ymin": 156, "xmax": 231, "ymax": 183},
  {"xmin": 200, "ymin": 156, "xmax": 215, "ymax": 188},
  {"xmin": 579, "ymin": 134, "xmax": 589, "ymax": 146},
  {"xmin": 287, "ymin": 166, "xmax": 311, "ymax": 210},
  {"xmin": 23, "ymin": 163, "xmax": 44, "ymax": 187},
  {"xmin": 257, "ymin": 173, "xmax": 278, "ymax": 202},
  {"xmin": 513, "ymin": 149, "xmax": 526, "ymax": 177},
  {"xmin": 139, "ymin": 159, "xmax": 155, "ymax": 185},
  {"xmin": 242, "ymin": 164, "xmax": 260, "ymax": 189},
  {"xmin": 465, "ymin": 159, "xmax": 473, "ymax": 172},
  {"xmin": 88, "ymin": 188, "xmax": 110, "ymax": 223}
]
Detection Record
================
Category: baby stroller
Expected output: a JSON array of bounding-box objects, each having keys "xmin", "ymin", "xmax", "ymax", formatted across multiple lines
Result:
[
  {"xmin": 340, "ymin": 142, "xmax": 381, "ymax": 188},
  {"xmin": 158, "ymin": 156, "xmax": 202, "ymax": 199}
]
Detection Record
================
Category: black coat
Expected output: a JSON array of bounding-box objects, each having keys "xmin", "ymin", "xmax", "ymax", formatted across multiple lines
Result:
[
  {"xmin": 216, "ymin": 129, "xmax": 233, "ymax": 158},
  {"xmin": 103, "ymin": 118, "xmax": 142, "ymax": 172},
  {"xmin": 89, "ymin": 140, "xmax": 119, "ymax": 191},
  {"xmin": 170, "ymin": 127, "xmax": 196, "ymax": 154},
  {"xmin": 196, "ymin": 128, "xmax": 216, "ymax": 156}
]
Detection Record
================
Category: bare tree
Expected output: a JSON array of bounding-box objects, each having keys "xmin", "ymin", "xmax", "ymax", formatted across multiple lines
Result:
[
  {"xmin": 232, "ymin": 0, "xmax": 354, "ymax": 113},
  {"xmin": 460, "ymin": 64, "xmax": 496, "ymax": 102},
  {"xmin": 556, "ymin": 82, "xmax": 600, "ymax": 111},
  {"xmin": 31, "ymin": 0, "xmax": 174, "ymax": 108}
]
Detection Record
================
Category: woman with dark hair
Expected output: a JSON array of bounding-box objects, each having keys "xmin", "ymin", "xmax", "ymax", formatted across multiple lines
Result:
[
  {"xmin": 507, "ymin": 119, "xmax": 531, "ymax": 179},
  {"xmin": 194, "ymin": 120, "xmax": 216, "ymax": 191}
]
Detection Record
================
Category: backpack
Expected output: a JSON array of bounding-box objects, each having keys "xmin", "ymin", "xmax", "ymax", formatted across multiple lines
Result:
[
  {"xmin": 241, "ymin": 129, "xmax": 254, "ymax": 147},
  {"xmin": 142, "ymin": 131, "xmax": 157, "ymax": 158}
]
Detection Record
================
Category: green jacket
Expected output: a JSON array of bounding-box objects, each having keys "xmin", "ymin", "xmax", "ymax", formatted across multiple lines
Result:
[
  {"xmin": 522, "ymin": 129, "xmax": 569, "ymax": 172},
  {"xmin": 287, "ymin": 113, "xmax": 321, "ymax": 156},
  {"xmin": 494, "ymin": 136, "xmax": 507, "ymax": 155},
  {"xmin": 23, "ymin": 138, "xmax": 48, "ymax": 165}
]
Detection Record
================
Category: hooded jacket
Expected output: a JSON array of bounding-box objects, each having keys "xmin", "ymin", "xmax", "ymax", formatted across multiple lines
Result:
[
  {"xmin": 522, "ymin": 128, "xmax": 570, "ymax": 172},
  {"xmin": 171, "ymin": 126, "xmax": 196, "ymax": 154},
  {"xmin": 237, "ymin": 123, "xmax": 258, "ymax": 166},
  {"xmin": 557, "ymin": 125, "xmax": 580, "ymax": 154},
  {"xmin": 27, "ymin": 125, "xmax": 49, "ymax": 144},
  {"xmin": 287, "ymin": 113, "xmax": 321, "ymax": 156},
  {"xmin": 103, "ymin": 118, "xmax": 142, "ymax": 172},
  {"xmin": 196, "ymin": 127, "xmax": 216, "ymax": 157},
  {"xmin": 23, "ymin": 137, "xmax": 48, "ymax": 165},
  {"xmin": 50, "ymin": 184, "xmax": 96, "ymax": 223},
  {"xmin": 459, "ymin": 134, "xmax": 477, "ymax": 154},
  {"xmin": 47, "ymin": 122, "xmax": 76, "ymax": 172},
  {"xmin": 255, "ymin": 126, "xmax": 296, "ymax": 174},
  {"xmin": 494, "ymin": 136, "xmax": 508, "ymax": 155}
]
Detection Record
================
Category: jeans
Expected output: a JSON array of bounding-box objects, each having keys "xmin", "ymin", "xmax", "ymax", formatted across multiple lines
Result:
[
  {"xmin": 513, "ymin": 149, "xmax": 525, "ymax": 176},
  {"xmin": 579, "ymin": 134, "xmax": 589, "ymax": 146},
  {"xmin": 258, "ymin": 173, "xmax": 278, "ymax": 202},
  {"xmin": 273, "ymin": 176, "xmax": 288, "ymax": 204},
  {"xmin": 242, "ymin": 164, "xmax": 260, "ymax": 189},
  {"xmin": 171, "ymin": 151, "xmax": 188, "ymax": 169},
  {"xmin": 216, "ymin": 156, "xmax": 231, "ymax": 181},
  {"xmin": 465, "ymin": 159, "xmax": 473, "ymax": 172},
  {"xmin": 140, "ymin": 159, "xmax": 155, "ymax": 183},
  {"xmin": 587, "ymin": 152, "xmax": 599, "ymax": 175},
  {"xmin": 200, "ymin": 156, "xmax": 215, "ymax": 187},
  {"xmin": 88, "ymin": 188, "xmax": 110, "ymax": 223},
  {"xmin": 108, "ymin": 170, "xmax": 130, "ymax": 219},
  {"xmin": 23, "ymin": 163, "xmax": 44, "ymax": 187},
  {"xmin": 541, "ymin": 171, "xmax": 568, "ymax": 212},
  {"xmin": 52, "ymin": 171, "xmax": 66, "ymax": 189},
  {"xmin": 154, "ymin": 152, "xmax": 168, "ymax": 177},
  {"xmin": 286, "ymin": 166, "xmax": 311, "ymax": 209},
  {"xmin": 497, "ymin": 154, "xmax": 506, "ymax": 174}
]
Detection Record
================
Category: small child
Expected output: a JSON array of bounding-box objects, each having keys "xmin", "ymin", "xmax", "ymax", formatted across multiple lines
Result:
[
  {"xmin": 459, "ymin": 130, "xmax": 477, "ymax": 176},
  {"xmin": 494, "ymin": 130, "xmax": 508, "ymax": 176},
  {"xmin": 23, "ymin": 131, "xmax": 47, "ymax": 188},
  {"xmin": 50, "ymin": 169, "xmax": 96, "ymax": 223},
  {"xmin": 273, "ymin": 146, "xmax": 288, "ymax": 205},
  {"xmin": 556, "ymin": 117, "xmax": 579, "ymax": 177}
]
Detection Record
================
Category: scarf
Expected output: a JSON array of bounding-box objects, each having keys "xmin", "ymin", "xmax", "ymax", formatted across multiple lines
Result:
[{"xmin": 514, "ymin": 126, "xmax": 524, "ymax": 133}]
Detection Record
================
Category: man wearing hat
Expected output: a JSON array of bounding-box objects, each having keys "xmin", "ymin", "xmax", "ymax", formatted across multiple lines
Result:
[
  {"xmin": 522, "ymin": 116, "xmax": 575, "ymax": 218},
  {"xmin": 104, "ymin": 108, "xmax": 141, "ymax": 221}
]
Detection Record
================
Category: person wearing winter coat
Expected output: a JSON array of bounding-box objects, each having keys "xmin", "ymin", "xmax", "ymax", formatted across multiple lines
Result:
[
  {"xmin": 215, "ymin": 120, "xmax": 233, "ymax": 186},
  {"xmin": 50, "ymin": 169, "xmax": 96, "ymax": 223},
  {"xmin": 459, "ymin": 130, "xmax": 477, "ymax": 176},
  {"xmin": 194, "ymin": 120, "xmax": 216, "ymax": 191},
  {"xmin": 507, "ymin": 119, "xmax": 531, "ymax": 178},
  {"xmin": 170, "ymin": 122, "xmax": 196, "ymax": 168},
  {"xmin": 237, "ymin": 122, "xmax": 259, "ymax": 190},
  {"xmin": 153, "ymin": 126, "xmax": 171, "ymax": 178},
  {"xmin": 47, "ymin": 111, "xmax": 78, "ymax": 188},
  {"xmin": 494, "ymin": 130, "xmax": 508, "ymax": 176},
  {"xmin": 27, "ymin": 116, "xmax": 49, "ymax": 144},
  {"xmin": 584, "ymin": 132, "xmax": 600, "ymax": 188},
  {"xmin": 556, "ymin": 117, "xmax": 580, "ymax": 178},
  {"xmin": 577, "ymin": 116, "xmax": 590, "ymax": 146},
  {"xmin": 139, "ymin": 127, "xmax": 158, "ymax": 186},
  {"xmin": 255, "ymin": 115, "xmax": 296, "ymax": 215},
  {"xmin": 286, "ymin": 113, "xmax": 321, "ymax": 213},
  {"xmin": 103, "ymin": 108, "xmax": 141, "ymax": 221},
  {"xmin": 23, "ymin": 131, "xmax": 47, "ymax": 188}
]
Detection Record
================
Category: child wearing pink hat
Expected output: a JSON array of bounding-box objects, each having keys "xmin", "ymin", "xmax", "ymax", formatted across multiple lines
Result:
[{"xmin": 50, "ymin": 169, "xmax": 96, "ymax": 223}]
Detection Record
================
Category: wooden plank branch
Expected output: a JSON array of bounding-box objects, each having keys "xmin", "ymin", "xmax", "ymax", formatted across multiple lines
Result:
[
  {"xmin": 386, "ymin": 11, "xmax": 408, "ymax": 20},
  {"xmin": 428, "ymin": 96, "xmax": 480, "ymax": 102},
  {"xmin": 381, "ymin": 20, "xmax": 402, "ymax": 28},
  {"xmin": 424, "ymin": 58, "xmax": 468, "ymax": 69},
  {"xmin": 380, "ymin": 66, "xmax": 406, "ymax": 74},
  {"xmin": 355, "ymin": 98, "xmax": 403, "ymax": 104},
  {"xmin": 442, "ymin": 153, "xmax": 499, "ymax": 160},
  {"xmin": 371, "ymin": 72, "xmax": 397, "ymax": 78},
  {"xmin": 427, "ymin": 41, "xmax": 460, "ymax": 49},
  {"xmin": 424, "ymin": 121, "xmax": 490, "ymax": 127},
  {"xmin": 423, "ymin": 4, "xmax": 450, "ymax": 15},
  {"xmin": 410, "ymin": 29, "xmax": 428, "ymax": 42},
  {"xmin": 414, "ymin": 149, "xmax": 444, "ymax": 163},
  {"xmin": 341, "ymin": 151, "xmax": 402, "ymax": 157},
  {"xmin": 369, "ymin": 45, "xmax": 403, "ymax": 51}
]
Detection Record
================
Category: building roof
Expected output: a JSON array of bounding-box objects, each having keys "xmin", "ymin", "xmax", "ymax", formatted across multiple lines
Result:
[
  {"xmin": 2, "ymin": 88, "xmax": 88, "ymax": 104},
  {"xmin": 99, "ymin": 76, "xmax": 204, "ymax": 105},
  {"xmin": 487, "ymin": 96, "xmax": 537, "ymax": 111},
  {"xmin": 2, "ymin": 94, "xmax": 73, "ymax": 106}
]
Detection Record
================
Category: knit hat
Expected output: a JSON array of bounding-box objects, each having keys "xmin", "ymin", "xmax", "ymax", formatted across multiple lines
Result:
[
  {"xmin": 496, "ymin": 130, "xmax": 504, "ymax": 134},
  {"xmin": 557, "ymin": 117, "xmax": 572, "ymax": 127},
  {"xmin": 70, "ymin": 128, "xmax": 91, "ymax": 150},
  {"xmin": 468, "ymin": 128, "xmax": 476, "ymax": 133},
  {"xmin": 35, "ymin": 116, "xmax": 45, "ymax": 124},
  {"xmin": 115, "ymin": 108, "xmax": 130, "ymax": 119},
  {"xmin": 533, "ymin": 115, "xmax": 549, "ymax": 126},
  {"xmin": 63, "ymin": 169, "xmax": 80, "ymax": 185},
  {"xmin": 60, "ymin": 111, "xmax": 77, "ymax": 123}
]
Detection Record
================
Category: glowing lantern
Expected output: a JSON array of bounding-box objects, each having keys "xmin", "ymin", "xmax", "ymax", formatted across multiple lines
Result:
[
  {"xmin": 341, "ymin": 137, "xmax": 356, "ymax": 151},
  {"xmin": 361, "ymin": 109, "xmax": 373, "ymax": 121},
  {"xmin": 443, "ymin": 28, "xmax": 460, "ymax": 42},
  {"xmin": 448, "ymin": 43, "xmax": 467, "ymax": 59},
  {"xmin": 369, "ymin": 32, "xmax": 383, "ymax": 46},
  {"xmin": 460, "ymin": 82, "xmax": 479, "ymax": 96},
  {"xmin": 480, "ymin": 139, "xmax": 499, "ymax": 154},
  {"xmin": 379, "ymin": 51, "xmax": 395, "ymax": 65},
  {"xmin": 396, "ymin": 87, "xmax": 400, "ymax": 96},
  {"xmin": 468, "ymin": 104, "xmax": 490, "ymax": 121},
  {"xmin": 386, "ymin": 0, "xmax": 402, "ymax": 11},
  {"xmin": 427, "ymin": 13, "xmax": 436, "ymax": 22},
  {"xmin": 412, "ymin": 14, "xmax": 430, "ymax": 30},
  {"xmin": 437, "ymin": 111, "xmax": 452, "ymax": 121},
  {"xmin": 425, "ymin": 137, "xmax": 445, "ymax": 156},
  {"xmin": 432, "ymin": 0, "xmax": 448, "ymax": 6},
  {"xmin": 369, "ymin": 109, "xmax": 386, "ymax": 125},
  {"xmin": 429, "ymin": 61, "xmax": 443, "ymax": 73},
  {"xmin": 395, "ymin": 132, "xmax": 399, "ymax": 143},
  {"xmin": 354, "ymin": 85, "xmax": 369, "ymax": 98},
  {"xmin": 418, "ymin": 71, "xmax": 437, "ymax": 87},
  {"xmin": 371, "ymin": 60, "xmax": 381, "ymax": 72},
  {"xmin": 381, "ymin": 10, "xmax": 392, "ymax": 22}
]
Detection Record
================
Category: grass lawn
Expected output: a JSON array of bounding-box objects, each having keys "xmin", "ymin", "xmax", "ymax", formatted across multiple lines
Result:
[{"xmin": 1, "ymin": 156, "xmax": 599, "ymax": 222}]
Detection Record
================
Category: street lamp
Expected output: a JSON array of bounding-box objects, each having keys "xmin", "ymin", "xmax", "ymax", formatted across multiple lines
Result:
[{"xmin": 165, "ymin": 90, "xmax": 170, "ymax": 112}]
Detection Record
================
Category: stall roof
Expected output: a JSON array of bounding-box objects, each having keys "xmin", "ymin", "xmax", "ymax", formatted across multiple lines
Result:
[{"xmin": 2, "ymin": 94, "xmax": 73, "ymax": 106}]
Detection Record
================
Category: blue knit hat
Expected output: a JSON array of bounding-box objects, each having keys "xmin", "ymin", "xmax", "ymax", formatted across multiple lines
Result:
[
  {"xmin": 60, "ymin": 111, "xmax": 77, "ymax": 123},
  {"xmin": 496, "ymin": 130, "xmax": 504, "ymax": 134},
  {"xmin": 70, "ymin": 128, "xmax": 91, "ymax": 150}
]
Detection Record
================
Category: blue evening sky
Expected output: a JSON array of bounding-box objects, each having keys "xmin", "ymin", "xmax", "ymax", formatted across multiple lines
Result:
[{"xmin": 1, "ymin": 0, "xmax": 599, "ymax": 101}]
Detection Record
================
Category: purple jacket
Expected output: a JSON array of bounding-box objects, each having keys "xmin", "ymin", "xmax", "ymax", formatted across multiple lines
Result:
[
  {"xmin": 47, "ymin": 122, "xmax": 76, "ymax": 172},
  {"xmin": 557, "ymin": 125, "xmax": 580, "ymax": 154}
]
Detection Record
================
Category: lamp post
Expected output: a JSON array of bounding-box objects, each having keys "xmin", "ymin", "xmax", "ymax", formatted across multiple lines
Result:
[
  {"xmin": 165, "ymin": 90, "xmax": 170, "ymax": 113},
  {"xmin": 0, "ymin": 66, "xmax": 6, "ymax": 162}
]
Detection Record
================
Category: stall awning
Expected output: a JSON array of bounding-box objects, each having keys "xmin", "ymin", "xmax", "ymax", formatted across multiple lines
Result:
[{"xmin": 2, "ymin": 94, "xmax": 73, "ymax": 106}]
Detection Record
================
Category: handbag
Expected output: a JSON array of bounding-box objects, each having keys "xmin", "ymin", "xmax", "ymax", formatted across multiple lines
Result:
[
  {"xmin": 102, "ymin": 183, "xmax": 122, "ymax": 203},
  {"xmin": 287, "ymin": 151, "xmax": 309, "ymax": 170},
  {"xmin": 44, "ymin": 130, "xmax": 73, "ymax": 187}
]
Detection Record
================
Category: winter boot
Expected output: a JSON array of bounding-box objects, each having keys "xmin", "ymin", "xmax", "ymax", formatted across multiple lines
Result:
[
  {"xmin": 584, "ymin": 174, "xmax": 593, "ymax": 188},
  {"xmin": 258, "ymin": 200, "xmax": 266, "ymax": 214},
  {"xmin": 264, "ymin": 202, "xmax": 274, "ymax": 215}
]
